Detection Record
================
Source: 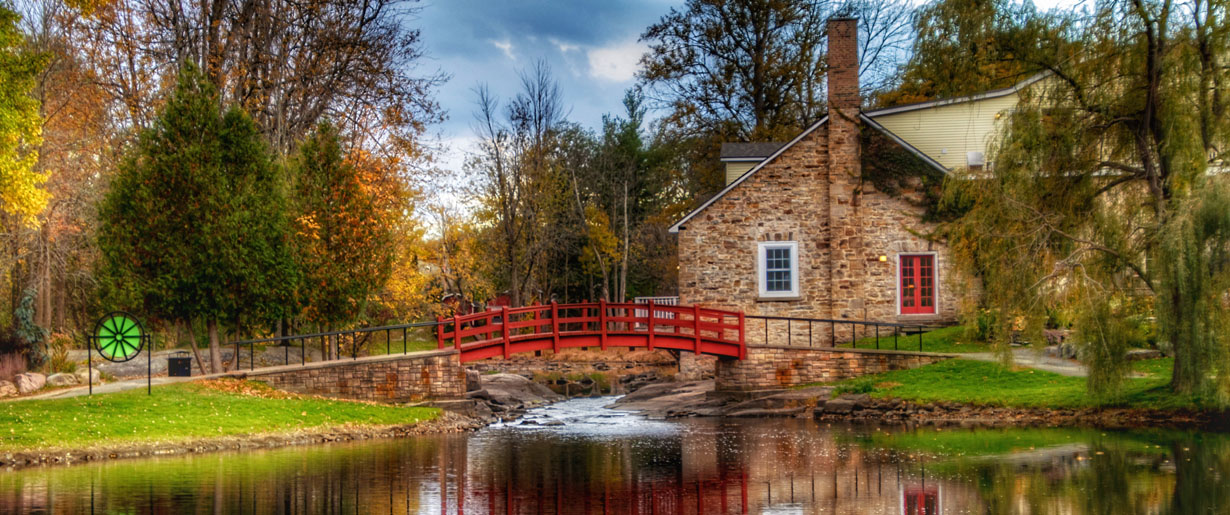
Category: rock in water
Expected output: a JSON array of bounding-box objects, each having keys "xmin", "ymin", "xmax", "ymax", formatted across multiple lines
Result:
[
  {"xmin": 75, "ymin": 368, "xmax": 102, "ymax": 385},
  {"xmin": 0, "ymin": 381, "xmax": 16, "ymax": 397},
  {"xmin": 14, "ymin": 373, "xmax": 46, "ymax": 394},
  {"xmin": 46, "ymin": 373, "xmax": 79, "ymax": 387}
]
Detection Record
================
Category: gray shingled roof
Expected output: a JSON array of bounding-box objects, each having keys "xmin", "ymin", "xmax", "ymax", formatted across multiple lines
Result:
[{"xmin": 720, "ymin": 142, "xmax": 784, "ymax": 160}]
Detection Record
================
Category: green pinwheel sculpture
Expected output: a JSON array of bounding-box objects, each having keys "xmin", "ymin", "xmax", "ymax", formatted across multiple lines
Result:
[{"xmin": 93, "ymin": 312, "xmax": 146, "ymax": 362}]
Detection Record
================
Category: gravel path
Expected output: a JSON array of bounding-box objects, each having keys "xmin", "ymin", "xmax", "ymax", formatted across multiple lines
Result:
[{"xmin": 960, "ymin": 348, "xmax": 1088, "ymax": 377}]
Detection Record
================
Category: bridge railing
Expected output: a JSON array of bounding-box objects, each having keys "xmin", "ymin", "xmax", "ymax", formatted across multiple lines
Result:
[
  {"xmin": 743, "ymin": 314, "xmax": 934, "ymax": 352},
  {"xmin": 436, "ymin": 301, "xmax": 745, "ymax": 360}
]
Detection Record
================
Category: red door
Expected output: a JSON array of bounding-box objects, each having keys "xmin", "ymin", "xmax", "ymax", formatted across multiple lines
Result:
[{"xmin": 900, "ymin": 255, "xmax": 936, "ymax": 315}]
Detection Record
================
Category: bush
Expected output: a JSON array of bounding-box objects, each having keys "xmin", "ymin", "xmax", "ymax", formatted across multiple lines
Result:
[
  {"xmin": 47, "ymin": 333, "xmax": 77, "ymax": 374},
  {"xmin": 834, "ymin": 379, "xmax": 875, "ymax": 396}
]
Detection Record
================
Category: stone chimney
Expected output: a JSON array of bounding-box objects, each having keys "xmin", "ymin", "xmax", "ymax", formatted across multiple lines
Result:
[{"xmin": 825, "ymin": 17, "xmax": 864, "ymax": 322}]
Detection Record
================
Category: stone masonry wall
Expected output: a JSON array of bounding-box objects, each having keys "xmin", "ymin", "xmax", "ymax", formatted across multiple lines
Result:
[
  {"xmin": 714, "ymin": 346, "xmax": 951, "ymax": 391},
  {"xmin": 244, "ymin": 349, "xmax": 465, "ymax": 402}
]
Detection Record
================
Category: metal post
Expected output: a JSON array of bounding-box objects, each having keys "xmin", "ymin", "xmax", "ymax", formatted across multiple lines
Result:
[
  {"xmin": 830, "ymin": 322, "xmax": 835, "ymax": 347},
  {"xmin": 895, "ymin": 327, "xmax": 899, "ymax": 350},
  {"xmin": 787, "ymin": 319, "xmax": 791, "ymax": 347},
  {"xmin": 403, "ymin": 327, "xmax": 407, "ymax": 354},
  {"xmin": 919, "ymin": 328, "xmax": 923, "ymax": 352},
  {"xmin": 250, "ymin": 343, "xmax": 254, "ymax": 370},
  {"xmin": 87, "ymin": 342, "xmax": 92, "ymax": 396},
  {"xmin": 234, "ymin": 341, "xmax": 240, "ymax": 369},
  {"xmin": 386, "ymin": 329, "xmax": 390, "ymax": 356},
  {"xmin": 302, "ymin": 338, "xmax": 306, "ymax": 366},
  {"xmin": 875, "ymin": 325, "xmax": 880, "ymax": 350},
  {"xmin": 808, "ymin": 321, "xmax": 813, "ymax": 347},
  {"xmin": 147, "ymin": 335, "xmax": 152, "ymax": 395}
]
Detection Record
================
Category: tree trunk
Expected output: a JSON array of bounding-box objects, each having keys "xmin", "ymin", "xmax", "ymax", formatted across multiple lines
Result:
[
  {"xmin": 183, "ymin": 319, "xmax": 210, "ymax": 376},
  {"xmin": 620, "ymin": 180, "xmax": 630, "ymax": 302},
  {"xmin": 207, "ymin": 318, "xmax": 222, "ymax": 374}
]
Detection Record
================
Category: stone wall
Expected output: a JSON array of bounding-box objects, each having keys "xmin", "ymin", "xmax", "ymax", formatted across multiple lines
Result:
[
  {"xmin": 714, "ymin": 346, "xmax": 951, "ymax": 391},
  {"xmin": 242, "ymin": 349, "xmax": 465, "ymax": 402}
]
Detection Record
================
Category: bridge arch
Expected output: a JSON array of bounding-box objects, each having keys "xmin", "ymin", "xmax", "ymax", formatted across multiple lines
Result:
[{"xmin": 437, "ymin": 301, "xmax": 745, "ymax": 363}]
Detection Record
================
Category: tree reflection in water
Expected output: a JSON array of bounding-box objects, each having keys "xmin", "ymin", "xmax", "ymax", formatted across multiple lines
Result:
[{"xmin": 0, "ymin": 399, "xmax": 1224, "ymax": 514}]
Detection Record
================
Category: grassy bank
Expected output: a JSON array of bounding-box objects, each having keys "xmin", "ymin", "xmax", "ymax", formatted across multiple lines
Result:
[
  {"xmin": 0, "ymin": 379, "xmax": 439, "ymax": 452},
  {"xmin": 842, "ymin": 326, "xmax": 991, "ymax": 354},
  {"xmin": 829, "ymin": 357, "xmax": 1212, "ymax": 410}
]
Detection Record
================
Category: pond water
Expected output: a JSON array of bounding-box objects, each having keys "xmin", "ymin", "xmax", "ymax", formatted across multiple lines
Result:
[{"xmin": 1, "ymin": 396, "xmax": 1226, "ymax": 514}]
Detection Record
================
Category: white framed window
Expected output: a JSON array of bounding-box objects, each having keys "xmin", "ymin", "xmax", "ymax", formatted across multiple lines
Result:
[{"xmin": 757, "ymin": 241, "xmax": 800, "ymax": 299}]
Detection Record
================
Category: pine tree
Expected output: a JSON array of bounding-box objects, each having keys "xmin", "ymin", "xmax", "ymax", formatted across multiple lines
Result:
[{"xmin": 98, "ymin": 63, "xmax": 295, "ymax": 372}]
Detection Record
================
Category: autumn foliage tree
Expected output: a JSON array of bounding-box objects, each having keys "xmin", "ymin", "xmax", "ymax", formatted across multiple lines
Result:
[
  {"xmin": 98, "ymin": 64, "xmax": 296, "ymax": 372},
  {"xmin": 290, "ymin": 121, "xmax": 399, "ymax": 358},
  {"xmin": 0, "ymin": 3, "xmax": 47, "ymax": 224}
]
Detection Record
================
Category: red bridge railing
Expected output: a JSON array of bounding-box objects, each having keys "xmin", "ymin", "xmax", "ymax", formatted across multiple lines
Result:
[{"xmin": 436, "ymin": 301, "xmax": 745, "ymax": 363}]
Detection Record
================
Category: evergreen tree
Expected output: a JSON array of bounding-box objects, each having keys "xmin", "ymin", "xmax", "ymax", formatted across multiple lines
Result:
[{"xmin": 98, "ymin": 64, "xmax": 295, "ymax": 372}]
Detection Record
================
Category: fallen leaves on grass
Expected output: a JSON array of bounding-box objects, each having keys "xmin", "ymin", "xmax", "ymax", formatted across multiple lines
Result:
[{"xmin": 197, "ymin": 378, "xmax": 297, "ymax": 399}]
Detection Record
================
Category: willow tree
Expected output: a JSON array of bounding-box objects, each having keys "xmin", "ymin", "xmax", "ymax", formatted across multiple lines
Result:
[{"xmin": 943, "ymin": 1, "xmax": 1230, "ymax": 401}]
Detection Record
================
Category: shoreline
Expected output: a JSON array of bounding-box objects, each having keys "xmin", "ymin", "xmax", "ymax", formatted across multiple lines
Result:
[
  {"xmin": 0, "ymin": 410, "xmax": 486, "ymax": 470},
  {"xmin": 612, "ymin": 380, "xmax": 1230, "ymax": 431}
]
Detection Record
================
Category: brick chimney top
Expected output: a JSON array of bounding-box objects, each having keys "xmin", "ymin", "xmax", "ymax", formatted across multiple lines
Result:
[{"xmin": 826, "ymin": 17, "xmax": 859, "ymax": 113}]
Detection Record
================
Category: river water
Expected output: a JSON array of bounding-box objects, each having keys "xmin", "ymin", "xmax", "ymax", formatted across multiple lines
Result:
[{"xmin": 1, "ymin": 396, "xmax": 1226, "ymax": 514}]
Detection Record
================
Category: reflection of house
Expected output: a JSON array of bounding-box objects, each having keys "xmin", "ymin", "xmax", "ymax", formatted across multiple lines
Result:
[
  {"xmin": 901, "ymin": 484, "xmax": 941, "ymax": 515},
  {"xmin": 672, "ymin": 17, "xmax": 1045, "ymax": 332}
]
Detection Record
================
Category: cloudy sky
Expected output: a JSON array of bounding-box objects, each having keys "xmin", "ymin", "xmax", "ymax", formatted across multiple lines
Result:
[
  {"xmin": 414, "ymin": 0, "xmax": 1078, "ymax": 177},
  {"xmin": 416, "ymin": 0, "xmax": 675, "ymax": 175}
]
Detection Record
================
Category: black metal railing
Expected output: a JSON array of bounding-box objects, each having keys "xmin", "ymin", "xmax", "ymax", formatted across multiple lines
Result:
[
  {"xmin": 222, "ymin": 320, "xmax": 444, "ymax": 372},
  {"xmin": 742, "ymin": 314, "xmax": 935, "ymax": 352}
]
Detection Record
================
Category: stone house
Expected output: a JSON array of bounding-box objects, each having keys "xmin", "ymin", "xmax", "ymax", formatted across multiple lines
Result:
[{"xmin": 670, "ymin": 18, "xmax": 1046, "ymax": 343}]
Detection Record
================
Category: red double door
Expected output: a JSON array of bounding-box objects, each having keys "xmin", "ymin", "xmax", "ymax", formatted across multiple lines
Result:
[{"xmin": 899, "ymin": 255, "xmax": 935, "ymax": 314}]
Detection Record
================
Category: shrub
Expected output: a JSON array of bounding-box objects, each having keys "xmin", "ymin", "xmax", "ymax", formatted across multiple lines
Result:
[
  {"xmin": 47, "ymin": 333, "xmax": 77, "ymax": 374},
  {"xmin": 834, "ymin": 379, "xmax": 875, "ymax": 396}
]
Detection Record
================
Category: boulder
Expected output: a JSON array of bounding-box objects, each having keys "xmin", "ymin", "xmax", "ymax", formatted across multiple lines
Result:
[
  {"xmin": 75, "ymin": 368, "xmax": 101, "ymax": 385},
  {"xmin": 0, "ymin": 381, "xmax": 16, "ymax": 397},
  {"xmin": 46, "ymin": 373, "xmax": 79, "ymax": 387},
  {"xmin": 14, "ymin": 373, "xmax": 46, "ymax": 394},
  {"xmin": 465, "ymin": 369, "xmax": 481, "ymax": 392},
  {"xmin": 822, "ymin": 398, "xmax": 857, "ymax": 413}
]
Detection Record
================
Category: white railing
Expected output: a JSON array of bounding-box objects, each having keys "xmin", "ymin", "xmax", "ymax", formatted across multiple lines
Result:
[{"xmin": 633, "ymin": 296, "xmax": 679, "ymax": 321}]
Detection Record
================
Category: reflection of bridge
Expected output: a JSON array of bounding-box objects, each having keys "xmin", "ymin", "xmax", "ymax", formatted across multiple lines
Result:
[{"xmin": 436, "ymin": 301, "xmax": 746, "ymax": 363}]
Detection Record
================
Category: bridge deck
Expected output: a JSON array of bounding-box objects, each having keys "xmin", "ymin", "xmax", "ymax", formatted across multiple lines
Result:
[{"xmin": 437, "ymin": 301, "xmax": 745, "ymax": 362}]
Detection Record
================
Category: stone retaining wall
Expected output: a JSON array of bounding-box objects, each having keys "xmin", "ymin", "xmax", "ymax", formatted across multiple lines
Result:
[
  {"xmin": 715, "ymin": 346, "xmax": 952, "ymax": 391},
  {"xmin": 240, "ymin": 349, "xmax": 465, "ymax": 402}
]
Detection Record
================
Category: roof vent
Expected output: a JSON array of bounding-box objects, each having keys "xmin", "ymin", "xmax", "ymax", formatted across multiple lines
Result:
[{"xmin": 966, "ymin": 151, "xmax": 986, "ymax": 167}]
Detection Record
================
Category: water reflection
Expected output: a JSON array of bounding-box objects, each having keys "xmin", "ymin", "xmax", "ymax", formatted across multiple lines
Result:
[{"xmin": 0, "ymin": 396, "xmax": 1225, "ymax": 514}]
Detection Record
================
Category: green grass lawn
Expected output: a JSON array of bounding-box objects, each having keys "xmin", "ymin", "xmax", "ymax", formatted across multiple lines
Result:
[
  {"xmin": 841, "ymin": 325, "xmax": 991, "ymax": 354},
  {"xmin": 0, "ymin": 380, "xmax": 438, "ymax": 452},
  {"xmin": 828, "ymin": 357, "xmax": 1210, "ymax": 410}
]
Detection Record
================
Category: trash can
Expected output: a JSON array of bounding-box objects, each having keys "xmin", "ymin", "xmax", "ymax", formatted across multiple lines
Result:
[{"xmin": 168, "ymin": 351, "xmax": 192, "ymax": 377}]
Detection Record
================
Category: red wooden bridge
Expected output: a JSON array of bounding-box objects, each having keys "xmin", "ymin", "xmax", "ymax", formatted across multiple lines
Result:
[{"xmin": 437, "ymin": 301, "xmax": 746, "ymax": 363}]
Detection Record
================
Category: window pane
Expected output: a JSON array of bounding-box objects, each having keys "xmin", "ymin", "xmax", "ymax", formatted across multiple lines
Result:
[{"xmin": 763, "ymin": 245, "xmax": 793, "ymax": 293}]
